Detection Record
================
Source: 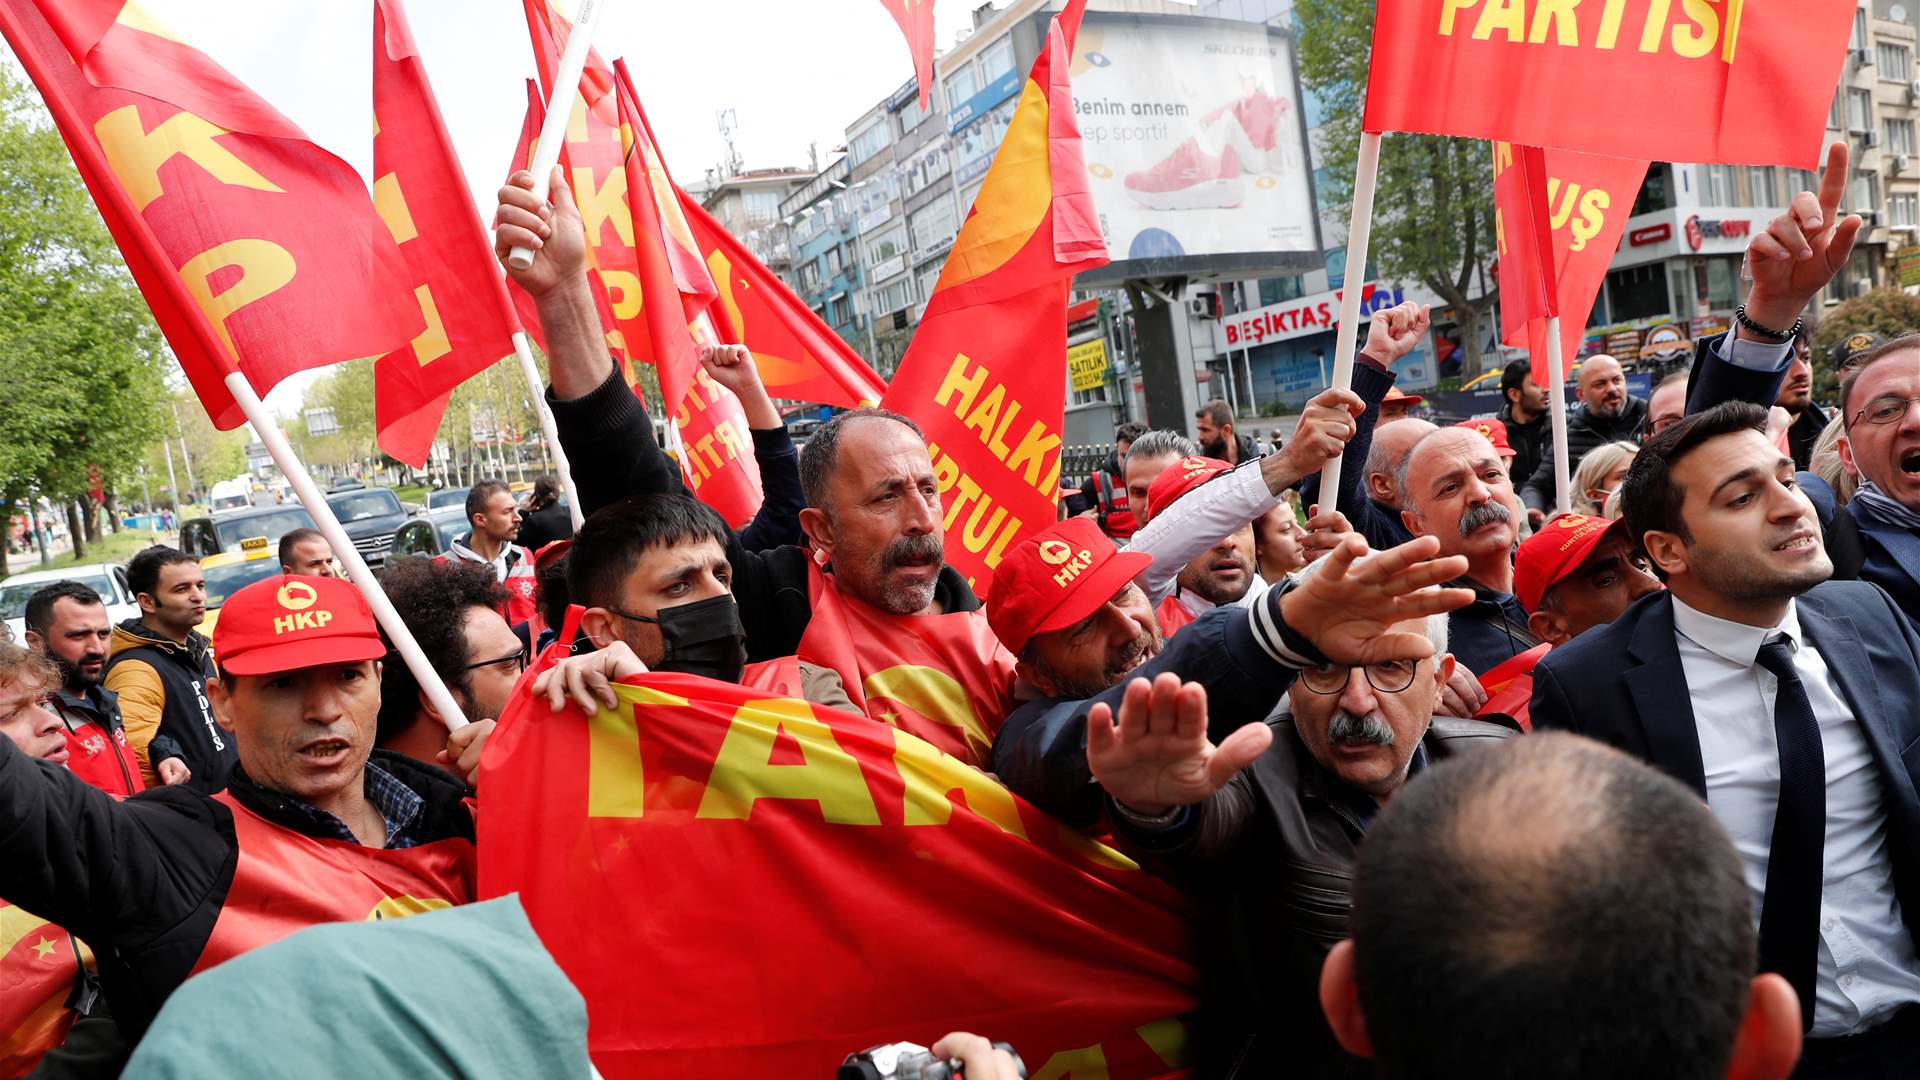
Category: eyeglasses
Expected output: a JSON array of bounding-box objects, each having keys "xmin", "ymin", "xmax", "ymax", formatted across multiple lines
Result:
[
  {"xmin": 461, "ymin": 647, "xmax": 527, "ymax": 674},
  {"xmin": 1299, "ymin": 659, "xmax": 1421, "ymax": 696},
  {"xmin": 1850, "ymin": 394, "xmax": 1920, "ymax": 429}
]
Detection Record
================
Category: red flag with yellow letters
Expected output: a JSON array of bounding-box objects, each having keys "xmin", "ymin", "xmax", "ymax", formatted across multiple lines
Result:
[
  {"xmin": 1365, "ymin": 0, "xmax": 1855, "ymax": 166},
  {"xmin": 476, "ymin": 667, "xmax": 1196, "ymax": 1078},
  {"xmin": 1492, "ymin": 143, "xmax": 1649, "ymax": 386},
  {"xmin": 370, "ymin": 0, "xmax": 522, "ymax": 467},
  {"xmin": 882, "ymin": 0, "xmax": 1107, "ymax": 595},
  {"xmin": 0, "ymin": 0, "xmax": 421, "ymax": 430}
]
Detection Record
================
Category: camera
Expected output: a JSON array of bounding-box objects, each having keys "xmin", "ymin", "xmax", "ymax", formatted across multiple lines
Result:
[{"xmin": 838, "ymin": 1041, "xmax": 1028, "ymax": 1080}]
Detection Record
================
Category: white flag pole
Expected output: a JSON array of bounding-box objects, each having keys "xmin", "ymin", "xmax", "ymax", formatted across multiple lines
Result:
[
  {"xmin": 1317, "ymin": 131, "xmax": 1382, "ymax": 504},
  {"xmin": 1544, "ymin": 315, "xmax": 1572, "ymax": 516},
  {"xmin": 222, "ymin": 372, "xmax": 471, "ymax": 731},
  {"xmin": 513, "ymin": 331, "xmax": 585, "ymax": 529},
  {"xmin": 505, "ymin": 0, "xmax": 607, "ymax": 271}
]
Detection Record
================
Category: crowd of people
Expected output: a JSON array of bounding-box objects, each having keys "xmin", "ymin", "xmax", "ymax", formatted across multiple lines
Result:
[{"xmin": 0, "ymin": 149, "xmax": 1917, "ymax": 1078}]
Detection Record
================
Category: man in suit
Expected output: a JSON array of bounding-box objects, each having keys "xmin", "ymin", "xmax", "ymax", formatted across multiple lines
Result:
[{"xmin": 1532, "ymin": 402, "xmax": 1920, "ymax": 1076}]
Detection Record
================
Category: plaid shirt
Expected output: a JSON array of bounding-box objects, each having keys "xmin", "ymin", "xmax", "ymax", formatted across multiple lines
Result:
[{"xmin": 278, "ymin": 761, "xmax": 427, "ymax": 849}]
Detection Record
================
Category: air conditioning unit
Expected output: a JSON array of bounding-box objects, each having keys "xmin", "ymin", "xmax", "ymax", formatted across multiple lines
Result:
[
  {"xmin": 1187, "ymin": 292, "xmax": 1219, "ymax": 320},
  {"xmin": 1865, "ymin": 130, "xmax": 1882, "ymax": 148},
  {"xmin": 1862, "ymin": 209, "xmax": 1884, "ymax": 227},
  {"xmin": 1897, "ymin": 154, "xmax": 1913, "ymax": 174},
  {"xmin": 1910, "ymin": 79, "xmax": 1920, "ymax": 102},
  {"xmin": 1857, "ymin": 47, "xmax": 1875, "ymax": 65}
]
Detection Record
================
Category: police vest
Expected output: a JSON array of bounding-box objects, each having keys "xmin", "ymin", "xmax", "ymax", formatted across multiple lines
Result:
[{"xmin": 190, "ymin": 792, "xmax": 476, "ymax": 977}]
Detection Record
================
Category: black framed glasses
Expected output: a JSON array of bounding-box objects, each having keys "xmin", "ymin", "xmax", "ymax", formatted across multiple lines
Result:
[
  {"xmin": 1299, "ymin": 659, "xmax": 1421, "ymax": 696},
  {"xmin": 1851, "ymin": 394, "xmax": 1920, "ymax": 429},
  {"xmin": 461, "ymin": 647, "xmax": 527, "ymax": 674}
]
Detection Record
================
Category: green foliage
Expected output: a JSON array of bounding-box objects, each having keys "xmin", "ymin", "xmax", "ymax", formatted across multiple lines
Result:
[
  {"xmin": 1296, "ymin": 0, "xmax": 1499, "ymax": 375},
  {"xmin": 1810, "ymin": 287, "xmax": 1920, "ymax": 355}
]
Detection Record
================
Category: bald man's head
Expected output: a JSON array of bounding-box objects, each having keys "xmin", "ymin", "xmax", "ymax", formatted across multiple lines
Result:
[{"xmin": 1363, "ymin": 418, "xmax": 1437, "ymax": 509}]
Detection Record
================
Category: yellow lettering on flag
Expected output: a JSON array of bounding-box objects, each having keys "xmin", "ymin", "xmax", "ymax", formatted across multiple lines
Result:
[
  {"xmin": 372, "ymin": 172, "xmax": 418, "ymax": 246},
  {"xmin": 891, "ymin": 728, "xmax": 1028, "ymax": 839},
  {"xmin": 177, "ymin": 238, "xmax": 296, "ymax": 359},
  {"xmin": 571, "ymin": 164, "xmax": 635, "ymax": 248},
  {"xmin": 94, "ymin": 106, "xmax": 283, "ymax": 213},
  {"xmin": 696, "ymin": 698, "xmax": 882, "ymax": 825},
  {"xmin": 1031, "ymin": 1043, "xmax": 1110, "ymax": 1080},
  {"xmin": 588, "ymin": 685, "xmax": 691, "ymax": 819},
  {"xmin": 410, "ymin": 285, "xmax": 452, "ymax": 367}
]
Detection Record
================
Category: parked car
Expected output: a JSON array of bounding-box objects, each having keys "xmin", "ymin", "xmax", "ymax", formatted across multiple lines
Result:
[
  {"xmin": 324, "ymin": 486, "xmax": 408, "ymax": 570},
  {"xmin": 1, "ymin": 563, "xmax": 140, "ymax": 643},
  {"xmin": 179, "ymin": 506, "xmax": 318, "ymax": 559},
  {"xmin": 425, "ymin": 489, "xmax": 468, "ymax": 512},
  {"xmin": 197, "ymin": 539, "xmax": 284, "ymax": 641},
  {"xmin": 390, "ymin": 505, "xmax": 468, "ymax": 561}
]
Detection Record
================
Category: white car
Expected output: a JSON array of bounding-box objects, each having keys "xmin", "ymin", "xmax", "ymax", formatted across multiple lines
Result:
[{"xmin": 0, "ymin": 563, "xmax": 140, "ymax": 643}]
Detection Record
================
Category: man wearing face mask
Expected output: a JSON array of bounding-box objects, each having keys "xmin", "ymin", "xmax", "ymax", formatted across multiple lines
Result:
[{"xmin": 528, "ymin": 494, "xmax": 857, "ymax": 715}]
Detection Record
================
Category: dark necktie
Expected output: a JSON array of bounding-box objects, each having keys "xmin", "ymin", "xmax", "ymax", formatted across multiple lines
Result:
[{"xmin": 1754, "ymin": 638, "xmax": 1826, "ymax": 1033}]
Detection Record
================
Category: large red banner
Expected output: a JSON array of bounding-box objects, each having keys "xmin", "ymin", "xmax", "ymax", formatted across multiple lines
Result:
[
  {"xmin": 370, "ymin": 0, "xmax": 521, "ymax": 467},
  {"xmin": 476, "ymin": 670, "xmax": 1196, "ymax": 1077},
  {"xmin": 0, "ymin": 0, "xmax": 422, "ymax": 430},
  {"xmin": 1493, "ymin": 143, "xmax": 1649, "ymax": 384},
  {"xmin": 882, "ymin": 0, "xmax": 1108, "ymax": 595},
  {"xmin": 1365, "ymin": 0, "xmax": 1857, "ymax": 167}
]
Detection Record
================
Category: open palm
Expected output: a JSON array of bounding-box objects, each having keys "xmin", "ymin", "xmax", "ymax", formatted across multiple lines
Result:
[{"xmin": 1088, "ymin": 673, "xmax": 1272, "ymax": 817}]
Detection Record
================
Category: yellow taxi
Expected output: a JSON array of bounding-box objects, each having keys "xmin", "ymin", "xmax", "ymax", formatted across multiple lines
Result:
[{"xmin": 197, "ymin": 537, "xmax": 284, "ymax": 640}]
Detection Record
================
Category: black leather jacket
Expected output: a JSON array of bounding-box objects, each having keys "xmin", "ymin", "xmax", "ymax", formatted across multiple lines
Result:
[{"xmin": 1115, "ymin": 713, "xmax": 1515, "ymax": 1078}]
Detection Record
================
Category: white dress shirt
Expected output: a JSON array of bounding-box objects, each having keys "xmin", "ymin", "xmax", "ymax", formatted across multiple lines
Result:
[
  {"xmin": 1673, "ymin": 596, "xmax": 1920, "ymax": 1037},
  {"xmin": 1126, "ymin": 459, "xmax": 1276, "ymax": 610}
]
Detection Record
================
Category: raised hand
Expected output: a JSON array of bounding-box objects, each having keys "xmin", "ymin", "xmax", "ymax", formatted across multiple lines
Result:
[
  {"xmin": 1087, "ymin": 672, "xmax": 1273, "ymax": 817},
  {"xmin": 1359, "ymin": 301, "xmax": 1432, "ymax": 368},
  {"xmin": 1278, "ymin": 388, "xmax": 1364, "ymax": 481},
  {"xmin": 1744, "ymin": 142, "xmax": 1863, "ymax": 332},
  {"xmin": 493, "ymin": 167, "xmax": 587, "ymax": 300},
  {"xmin": 1281, "ymin": 534, "xmax": 1473, "ymax": 666},
  {"xmin": 696, "ymin": 344, "xmax": 780, "ymax": 427}
]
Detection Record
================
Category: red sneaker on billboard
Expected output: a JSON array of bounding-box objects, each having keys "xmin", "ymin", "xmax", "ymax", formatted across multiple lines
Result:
[
  {"xmin": 1123, "ymin": 141, "xmax": 1245, "ymax": 211},
  {"xmin": 1200, "ymin": 88, "xmax": 1293, "ymax": 175}
]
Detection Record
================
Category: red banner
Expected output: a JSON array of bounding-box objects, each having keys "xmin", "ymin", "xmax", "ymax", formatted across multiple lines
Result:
[
  {"xmin": 1493, "ymin": 143, "xmax": 1649, "ymax": 385},
  {"xmin": 476, "ymin": 669, "xmax": 1196, "ymax": 1077},
  {"xmin": 2, "ymin": 902, "xmax": 84, "ymax": 1078},
  {"xmin": 877, "ymin": 0, "xmax": 937, "ymax": 112},
  {"xmin": 681, "ymin": 195, "xmax": 888, "ymax": 409},
  {"xmin": 370, "ymin": 0, "xmax": 521, "ymax": 467},
  {"xmin": 1365, "ymin": 0, "xmax": 1857, "ymax": 167},
  {"xmin": 1476, "ymin": 642, "xmax": 1549, "ymax": 731},
  {"xmin": 0, "ymin": 0, "xmax": 421, "ymax": 430},
  {"xmin": 881, "ymin": 0, "xmax": 1108, "ymax": 595}
]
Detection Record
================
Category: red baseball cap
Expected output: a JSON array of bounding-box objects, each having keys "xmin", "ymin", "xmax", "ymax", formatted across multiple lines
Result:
[
  {"xmin": 1382, "ymin": 386, "xmax": 1425, "ymax": 408},
  {"xmin": 987, "ymin": 518, "xmax": 1153, "ymax": 655},
  {"xmin": 1144, "ymin": 455, "xmax": 1231, "ymax": 521},
  {"xmin": 212, "ymin": 575, "xmax": 388, "ymax": 676},
  {"xmin": 1513, "ymin": 513, "xmax": 1631, "ymax": 613},
  {"xmin": 1454, "ymin": 417, "xmax": 1517, "ymax": 458}
]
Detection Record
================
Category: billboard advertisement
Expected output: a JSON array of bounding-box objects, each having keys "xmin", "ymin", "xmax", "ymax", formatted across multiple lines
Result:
[{"xmin": 1066, "ymin": 13, "xmax": 1320, "ymax": 285}]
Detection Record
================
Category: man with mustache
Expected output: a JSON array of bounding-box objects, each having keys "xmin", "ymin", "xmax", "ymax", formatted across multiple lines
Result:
[
  {"xmin": 1776, "ymin": 328, "xmax": 1828, "ymax": 471},
  {"xmin": 24, "ymin": 581, "xmax": 157, "ymax": 796},
  {"xmin": 1532, "ymin": 402, "xmax": 1920, "ymax": 1076},
  {"xmin": 1519, "ymin": 354, "xmax": 1649, "ymax": 527},
  {"xmin": 1087, "ymin": 542, "xmax": 1512, "ymax": 1077},
  {"xmin": 1397, "ymin": 427, "xmax": 1538, "ymax": 678}
]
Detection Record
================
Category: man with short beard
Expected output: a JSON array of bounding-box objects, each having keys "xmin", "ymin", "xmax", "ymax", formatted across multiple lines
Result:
[
  {"xmin": 1533, "ymin": 403, "xmax": 1920, "ymax": 1074},
  {"xmin": 1086, "ymin": 545, "xmax": 1511, "ymax": 1077},
  {"xmin": 1398, "ymin": 427, "xmax": 1537, "ymax": 678},
  {"xmin": 24, "ymin": 581, "xmax": 167, "ymax": 796},
  {"xmin": 1519, "ymin": 354, "xmax": 1648, "ymax": 524},
  {"xmin": 1776, "ymin": 329, "xmax": 1828, "ymax": 471}
]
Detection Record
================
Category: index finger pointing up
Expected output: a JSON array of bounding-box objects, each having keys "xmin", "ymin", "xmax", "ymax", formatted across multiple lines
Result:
[{"xmin": 1817, "ymin": 140, "xmax": 1850, "ymax": 230}]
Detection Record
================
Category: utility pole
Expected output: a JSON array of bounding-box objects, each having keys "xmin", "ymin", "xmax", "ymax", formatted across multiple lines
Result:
[{"xmin": 169, "ymin": 400, "xmax": 197, "ymax": 500}]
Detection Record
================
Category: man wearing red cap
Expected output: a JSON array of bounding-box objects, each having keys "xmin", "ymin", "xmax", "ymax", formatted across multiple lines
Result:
[
  {"xmin": 0, "ymin": 575, "xmax": 491, "ymax": 1046},
  {"xmin": 1515, "ymin": 513, "xmax": 1664, "ymax": 647},
  {"xmin": 989, "ymin": 517, "xmax": 1476, "ymax": 830},
  {"xmin": 1453, "ymin": 417, "xmax": 1519, "ymax": 474}
]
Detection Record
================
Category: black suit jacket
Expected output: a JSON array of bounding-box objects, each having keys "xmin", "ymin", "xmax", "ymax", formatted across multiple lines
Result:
[{"xmin": 1531, "ymin": 583, "xmax": 1920, "ymax": 950}]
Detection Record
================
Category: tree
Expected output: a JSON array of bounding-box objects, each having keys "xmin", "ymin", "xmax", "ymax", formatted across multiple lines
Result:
[{"xmin": 1295, "ymin": 0, "xmax": 1499, "ymax": 376}]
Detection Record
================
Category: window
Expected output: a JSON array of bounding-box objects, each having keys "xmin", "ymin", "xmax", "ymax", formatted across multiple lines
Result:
[
  {"xmin": 979, "ymin": 37, "xmax": 1016, "ymax": 82},
  {"xmin": 1852, "ymin": 6, "xmax": 1869, "ymax": 50},
  {"xmin": 898, "ymin": 90, "xmax": 933, "ymax": 132},
  {"xmin": 829, "ymin": 295, "xmax": 853, "ymax": 326},
  {"xmin": 1257, "ymin": 276, "xmax": 1304, "ymax": 307},
  {"xmin": 800, "ymin": 261, "xmax": 822, "ymax": 292},
  {"xmin": 1831, "ymin": 90, "xmax": 1845, "ymax": 132},
  {"xmin": 1848, "ymin": 87, "xmax": 1874, "ymax": 132},
  {"xmin": 910, "ymin": 197, "xmax": 959, "ymax": 253},
  {"xmin": 1630, "ymin": 164, "xmax": 1675, "ymax": 216},
  {"xmin": 1605, "ymin": 263, "xmax": 1671, "ymax": 322},
  {"xmin": 1071, "ymin": 381, "xmax": 1110, "ymax": 407},
  {"xmin": 1702, "ymin": 164, "xmax": 1739, "ymax": 207},
  {"xmin": 1889, "ymin": 118, "xmax": 1918, "ymax": 157},
  {"xmin": 1692, "ymin": 256, "xmax": 1742, "ymax": 313},
  {"xmin": 944, "ymin": 64, "xmax": 979, "ymax": 111},
  {"xmin": 873, "ymin": 276, "xmax": 915, "ymax": 314},
  {"xmin": 1854, "ymin": 170, "xmax": 1880, "ymax": 216},
  {"xmin": 863, "ymin": 224, "xmax": 907, "ymax": 266},
  {"xmin": 742, "ymin": 189, "xmax": 782, "ymax": 225},
  {"xmin": 825, "ymin": 246, "xmax": 843, "ymax": 276},
  {"xmin": 1746, "ymin": 167, "xmax": 1778, "ymax": 208},
  {"xmin": 916, "ymin": 262, "xmax": 943, "ymax": 315},
  {"xmin": 1880, "ymin": 42, "xmax": 1912, "ymax": 82},
  {"xmin": 849, "ymin": 120, "xmax": 891, "ymax": 165},
  {"xmin": 903, "ymin": 145, "xmax": 951, "ymax": 195},
  {"xmin": 1893, "ymin": 192, "xmax": 1920, "ymax": 227},
  {"xmin": 1786, "ymin": 168, "xmax": 1818, "ymax": 198}
]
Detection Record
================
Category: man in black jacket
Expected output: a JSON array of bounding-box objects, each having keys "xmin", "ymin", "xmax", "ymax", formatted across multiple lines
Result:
[
  {"xmin": 1519, "ymin": 353, "xmax": 1648, "ymax": 523},
  {"xmin": 103, "ymin": 546, "xmax": 224, "ymax": 792},
  {"xmin": 0, "ymin": 575, "xmax": 492, "ymax": 1048},
  {"xmin": 1498, "ymin": 357, "xmax": 1549, "ymax": 485},
  {"xmin": 1088, "ymin": 546, "xmax": 1513, "ymax": 1078}
]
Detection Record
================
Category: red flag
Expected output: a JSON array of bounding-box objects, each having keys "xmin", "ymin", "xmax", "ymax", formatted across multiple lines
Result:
[
  {"xmin": 877, "ymin": 0, "xmax": 937, "ymax": 112},
  {"xmin": 0, "ymin": 0, "xmax": 421, "ymax": 429},
  {"xmin": 370, "ymin": 0, "xmax": 522, "ymax": 467},
  {"xmin": 476, "ymin": 669, "xmax": 1197, "ymax": 1077},
  {"xmin": 1476, "ymin": 642, "xmax": 1550, "ymax": 732},
  {"xmin": 1493, "ymin": 143, "xmax": 1650, "ymax": 385},
  {"xmin": 2, "ymin": 902, "xmax": 85, "ymax": 1076},
  {"xmin": 1364, "ymin": 1, "xmax": 1855, "ymax": 167},
  {"xmin": 882, "ymin": 0, "xmax": 1108, "ymax": 595},
  {"xmin": 681, "ymin": 194, "xmax": 888, "ymax": 409}
]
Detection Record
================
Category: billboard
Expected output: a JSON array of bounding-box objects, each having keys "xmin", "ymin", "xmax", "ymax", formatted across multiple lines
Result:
[{"xmin": 1065, "ymin": 13, "xmax": 1320, "ymax": 286}]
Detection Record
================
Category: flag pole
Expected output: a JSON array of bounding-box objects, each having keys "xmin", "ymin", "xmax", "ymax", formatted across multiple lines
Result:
[
  {"xmin": 513, "ymin": 331, "xmax": 585, "ymax": 528},
  {"xmin": 506, "ymin": 0, "xmax": 607, "ymax": 271},
  {"xmin": 222, "ymin": 372, "xmax": 471, "ymax": 731},
  {"xmin": 1317, "ymin": 130, "xmax": 1381, "ymax": 503},
  {"xmin": 1544, "ymin": 315, "xmax": 1572, "ymax": 515}
]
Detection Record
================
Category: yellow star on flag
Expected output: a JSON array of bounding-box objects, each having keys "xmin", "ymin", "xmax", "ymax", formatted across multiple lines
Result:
[{"xmin": 31, "ymin": 936, "xmax": 57, "ymax": 959}]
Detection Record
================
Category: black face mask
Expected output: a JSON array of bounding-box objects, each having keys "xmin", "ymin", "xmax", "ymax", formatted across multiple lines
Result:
[{"xmin": 611, "ymin": 594, "xmax": 747, "ymax": 683}]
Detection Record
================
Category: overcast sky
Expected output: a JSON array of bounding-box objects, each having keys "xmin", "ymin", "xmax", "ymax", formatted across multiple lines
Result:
[{"xmin": 11, "ymin": 0, "xmax": 985, "ymax": 413}]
